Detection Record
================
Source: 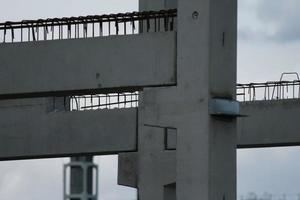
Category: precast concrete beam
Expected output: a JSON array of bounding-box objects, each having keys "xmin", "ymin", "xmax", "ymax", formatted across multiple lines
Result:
[
  {"xmin": 0, "ymin": 32, "xmax": 176, "ymax": 99},
  {"xmin": 238, "ymin": 99, "xmax": 300, "ymax": 148},
  {"xmin": 0, "ymin": 103, "xmax": 138, "ymax": 160}
]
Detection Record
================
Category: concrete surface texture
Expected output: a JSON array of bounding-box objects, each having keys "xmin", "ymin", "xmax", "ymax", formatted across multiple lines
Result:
[
  {"xmin": 238, "ymin": 99, "xmax": 300, "ymax": 148},
  {"xmin": 0, "ymin": 32, "xmax": 176, "ymax": 98},
  {"xmin": 1, "ymin": 0, "xmax": 299, "ymax": 200},
  {"xmin": 0, "ymin": 98, "xmax": 137, "ymax": 160}
]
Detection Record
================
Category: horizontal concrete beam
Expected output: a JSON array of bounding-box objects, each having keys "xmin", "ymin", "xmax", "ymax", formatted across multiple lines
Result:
[
  {"xmin": 0, "ymin": 101, "xmax": 137, "ymax": 160},
  {"xmin": 0, "ymin": 32, "xmax": 176, "ymax": 99},
  {"xmin": 238, "ymin": 99, "xmax": 300, "ymax": 148},
  {"xmin": 1, "ymin": 98, "xmax": 299, "ymax": 161}
]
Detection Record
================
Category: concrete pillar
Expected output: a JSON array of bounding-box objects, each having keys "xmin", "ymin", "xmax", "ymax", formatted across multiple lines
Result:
[
  {"xmin": 176, "ymin": 0, "xmax": 237, "ymax": 199},
  {"xmin": 138, "ymin": 1, "xmax": 178, "ymax": 199},
  {"xmin": 138, "ymin": 127, "xmax": 165, "ymax": 200},
  {"xmin": 137, "ymin": 126, "xmax": 176, "ymax": 200},
  {"xmin": 138, "ymin": 0, "xmax": 237, "ymax": 200},
  {"xmin": 139, "ymin": 0, "xmax": 177, "ymax": 11}
]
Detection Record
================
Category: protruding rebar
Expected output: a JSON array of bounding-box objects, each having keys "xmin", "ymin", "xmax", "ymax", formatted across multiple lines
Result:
[
  {"xmin": 237, "ymin": 80, "xmax": 300, "ymax": 102},
  {"xmin": 0, "ymin": 9, "xmax": 177, "ymax": 44}
]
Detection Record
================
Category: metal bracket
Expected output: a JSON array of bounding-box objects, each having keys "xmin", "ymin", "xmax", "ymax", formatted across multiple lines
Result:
[{"xmin": 209, "ymin": 98, "xmax": 241, "ymax": 117}]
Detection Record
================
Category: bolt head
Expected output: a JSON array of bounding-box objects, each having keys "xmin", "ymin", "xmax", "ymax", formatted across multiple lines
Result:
[{"xmin": 192, "ymin": 11, "xmax": 199, "ymax": 19}]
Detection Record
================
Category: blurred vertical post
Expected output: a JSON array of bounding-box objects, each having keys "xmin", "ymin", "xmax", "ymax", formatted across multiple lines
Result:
[{"xmin": 64, "ymin": 156, "xmax": 98, "ymax": 200}]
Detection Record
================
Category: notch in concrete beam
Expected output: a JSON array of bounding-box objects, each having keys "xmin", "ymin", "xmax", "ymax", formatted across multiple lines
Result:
[
  {"xmin": 164, "ymin": 128, "xmax": 177, "ymax": 150},
  {"xmin": 209, "ymin": 98, "xmax": 240, "ymax": 117}
]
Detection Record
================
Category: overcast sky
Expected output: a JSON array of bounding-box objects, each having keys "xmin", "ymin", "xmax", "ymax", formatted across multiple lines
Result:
[{"xmin": 0, "ymin": 0, "xmax": 300, "ymax": 200}]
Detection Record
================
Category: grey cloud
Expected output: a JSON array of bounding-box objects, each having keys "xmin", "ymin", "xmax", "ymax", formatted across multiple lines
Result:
[
  {"xmin": 239, "ymin": 0, "xmax": 300, "ymax": 43},
  {"xmin": 0, "ymin": 159, "xmax": 64, "ymax": 200},
  {"xmin": 0, "ymin": 0, "xmax": 138, "ymax": 21},
  {"xmin": 238, "ymin": 147, "xmax": 300, "ymax": 196}
]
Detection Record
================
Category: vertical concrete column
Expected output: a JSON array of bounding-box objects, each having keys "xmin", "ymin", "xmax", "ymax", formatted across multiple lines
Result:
[
  {"xmin": 138, "ymin": 126, "xmax": 176, "ymax": 200},
  {"xmin": 139, "ymin": 0, "xmax": 177, "ymax": 11},
  {"xmin": 176, "ymin": 0, "xmax": 237, "ymax": 200},
  {"xmin": 138, "ymin": 127, "xmax": 165, "ymax": 200},
  {"xmin": 138, "ymin": 0, "xmax": 237, "ymax": 200},
  {"xmin": 138, "ymin": 2, "xmax": 178, "ymax": 200},
  {"xmin": 139, "ymin": 0, "xmax": 164, "ymax": 11}
]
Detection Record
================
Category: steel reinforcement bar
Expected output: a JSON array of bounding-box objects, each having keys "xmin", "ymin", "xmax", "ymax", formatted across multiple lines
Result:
[
  {"xmin": 69, "ymin": 92, "xmax": 139, "ymax": 111},
  {"xmin": 68, "ymin": 80, "xmax": 300, "ymax": 111},
  {"xmin": 0, "ymin": 9, "xmax": 177, "ymax": 43},
  {"xmin": 237, "ymin": 80, "xmax": 300, "ymax": 102}
]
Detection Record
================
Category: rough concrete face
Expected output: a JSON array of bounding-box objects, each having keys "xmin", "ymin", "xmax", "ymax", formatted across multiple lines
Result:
[
  {"xmin": 137, "ymin": 126, "xmax": 176, "ymax": 200},
  {"xmin": 139, "ymin": 0, "xmax": 177, "ymax": 11},
  {"xmin": 0, "ymin": 105, "xmax": 137, "ymax": 160},
  {"xmin": 238, "ymin": 99, "xmax": 300, "ymax": 148},
  {"xmin": 0, "ymin": 32, "xmax": 176, "ymax": 98},
  {"xmin": 118, "ymin": 153, "xmax": 139, "ymax": 188},
  {"xmin": 178, "ymin": 0, "xmax": 237, "ymax": 198}
]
